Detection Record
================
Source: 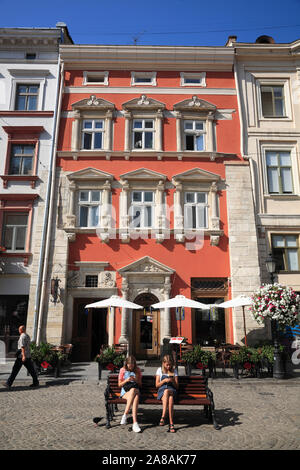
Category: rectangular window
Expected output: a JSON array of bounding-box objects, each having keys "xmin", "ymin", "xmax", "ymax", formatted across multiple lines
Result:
[
  {"xmin": 184, "ymin": 120, "xmax": 205, "ymax": 151},
  {"xmin": 184, "ymin": 192, "xmax": 208, "ymax": 229},
  {"xmin": 83, "ymin": 72, "xmax": 109, "ymax": 86},
  {"xmin": 180, "ymin": 72, "xmax": 206, "ymax": 87},
  {"xmin": 9, "ymin": 144, "xmax": 34, "ymax": 175},
  {"xmin": 131, "ymin": 72, "xmax": 156, "ymax": 86},
  {"xmin": 15, "ymin": 84, "xmax": 39, "ymax": 111},
  {"xmin": 85, "ymin": 275, "xmax": 98, "ymax": 287},
  {"xmin": 78, "ymin": 190, "xmax": 101, "ymax": 227},
  {"xmin": 2, "ymin": 213, "xmax": 28, "ymax": 251},
  {"xmin": 266, "ymin": 151, "xmax": 293, "ymax": 194},
  {"xmin": 133, "ymin": 119, "xmax": 154, "ymax": 149},
  {"xmin": 82, "ymin": 120, "xmax": 104, "ymax": 150},
  {"xmin": 272, "ymin": 234, "xmax": 299, "ymax": 271},
  {"xmin": 130, "ymin": 191, "xmax": 154, "ymax": 228},
  {"xmin": 261, "ymin": 85, "xmax": 286, "ymax": 117}
]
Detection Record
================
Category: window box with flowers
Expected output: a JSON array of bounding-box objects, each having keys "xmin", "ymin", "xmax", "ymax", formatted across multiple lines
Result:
[{"xmin": 95, "ymin": 346, "xmax": 126, "ymax": 380}]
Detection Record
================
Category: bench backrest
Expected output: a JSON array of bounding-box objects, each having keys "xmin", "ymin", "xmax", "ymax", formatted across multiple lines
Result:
[{"xmin": 107, "ymin": 374, "xmax": 208, "ymax": 399}]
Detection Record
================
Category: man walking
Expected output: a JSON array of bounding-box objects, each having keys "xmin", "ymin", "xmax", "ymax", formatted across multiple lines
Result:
[{"xmin": 4, "ymin": 325, "xmax": 39, "ymax": 389}]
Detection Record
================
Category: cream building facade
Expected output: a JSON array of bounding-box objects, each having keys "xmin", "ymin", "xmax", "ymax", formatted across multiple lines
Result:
[{"xmin": 229, "ymin": 35, "xmax": 300, "ymax": 294}]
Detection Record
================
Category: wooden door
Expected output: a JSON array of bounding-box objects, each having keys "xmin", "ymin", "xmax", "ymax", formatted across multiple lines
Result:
[
  {"xmin": 72, "ymin": 299, "xmax": 108, "ymax": 362},
  {"xmin": 72, "ymin": 299, "xmax": 92, "ymax": 361},
  {"xmin": 135, "ymin": 309, "xmax": 160, "ymax": 359}
]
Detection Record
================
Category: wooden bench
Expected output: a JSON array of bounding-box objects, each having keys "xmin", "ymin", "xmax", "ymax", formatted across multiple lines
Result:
[{"xmin": 104, "ymin": 374, "xmax": 220, "ymax": 430}]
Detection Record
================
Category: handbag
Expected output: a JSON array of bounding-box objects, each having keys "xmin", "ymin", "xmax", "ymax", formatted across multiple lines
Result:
[{"xmin": 123, "ymin": 380, "xmax": 139, "ymax": 392}]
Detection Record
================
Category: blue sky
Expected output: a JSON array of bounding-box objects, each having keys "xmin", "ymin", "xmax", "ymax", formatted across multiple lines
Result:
[{"xmin": 2, "ymin": 0, "xmax": 300, "ymax": 46}]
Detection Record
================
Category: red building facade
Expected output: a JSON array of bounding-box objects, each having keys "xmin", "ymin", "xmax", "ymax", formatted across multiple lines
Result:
[{"xmin": 43, "ymin": 45, "xmax": 244, "ymax": 361}]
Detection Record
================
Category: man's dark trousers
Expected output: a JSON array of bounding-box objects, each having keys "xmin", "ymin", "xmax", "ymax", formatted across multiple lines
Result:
[{"xmin": 6, "ymin": 357, "xmax": 39, "ymax": 386}]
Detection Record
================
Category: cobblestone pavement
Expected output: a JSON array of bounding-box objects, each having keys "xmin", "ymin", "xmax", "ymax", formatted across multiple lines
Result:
[{"xmin": 0, "ymin": 376, "xmax": 299, "ymax": 451}]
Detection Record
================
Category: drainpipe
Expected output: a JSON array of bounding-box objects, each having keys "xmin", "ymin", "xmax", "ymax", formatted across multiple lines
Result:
[
  {"xmin": 32, "ymin": 53, "xmax": 62, "ymax": 341},
  {"xmin": 35, "ymin": 57, "xmax": 64, "ymax": 345}
]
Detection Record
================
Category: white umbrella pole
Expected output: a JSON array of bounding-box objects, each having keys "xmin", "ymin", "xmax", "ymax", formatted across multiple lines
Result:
[
  {"xmin": 242, "ymin": 306, "xmax": 247, "ymax": 347},
  {"xmin": 108, "ymin": 306, "xmax": 115, "ymax": 347}
]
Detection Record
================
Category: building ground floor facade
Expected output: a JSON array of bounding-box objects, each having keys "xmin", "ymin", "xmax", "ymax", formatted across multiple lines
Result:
[{"xmin": 1, "ymin": 163, "xmax": 299, "ymax": 361}]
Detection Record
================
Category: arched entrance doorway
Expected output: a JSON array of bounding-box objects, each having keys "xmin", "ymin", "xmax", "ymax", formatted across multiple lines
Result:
[{"xmin": 133, "ymin": 293, "xmax": 160, "ymax": 359}]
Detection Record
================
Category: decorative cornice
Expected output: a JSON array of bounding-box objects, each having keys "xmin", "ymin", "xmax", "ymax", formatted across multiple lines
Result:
[{"xmin": 60, "ymin": 45, "xmax": 234, "ymax": 71}]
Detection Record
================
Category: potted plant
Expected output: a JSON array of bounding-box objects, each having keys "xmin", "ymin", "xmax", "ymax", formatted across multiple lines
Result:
[
  {"xmin": 182, "ymin": 345, "xmax": 215, "ymax": 376},
  {"xmin": 250, "ymin": 283, "xmax": 299, "ymax": 378},
  {"xmin": 95, "ymin": 346, "xmax": 126, "ymax": 379},
  {"xmin": 30, "ymin": 342, "xmax": 66, "ymax": 376},
  {"xmin": 229, "ymin": 347, "xmax": 262, "ymax": 378}
]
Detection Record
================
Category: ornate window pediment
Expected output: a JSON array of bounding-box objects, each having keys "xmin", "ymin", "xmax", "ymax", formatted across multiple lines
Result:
[
  {"xmin": 172, "ymin": 168, "xmax": 221, "ymax": 184},
  {"xmin": 65, "ymin": 167, "xmax": 114, "ymax": 242},
  {"xmin": 173, "ymin": 96, "xmax": 217, "ymax": 153},
  {"xmin": 118, "ymin": 256, "xmax": 174, "ymax": 275},
  {"xmin": 122, "ymin": 95, "xmax": 165, "ymax": 112},
  {"xmin": 67, "ymin": 167, "xmax": 114, "ymax": 182},
  {"xmin": 71, "ymin": 96, "xmax": 115, "ymax": 153},
  {"xmin": 173, "ymin": 96, "xmax": 216, "ymax": 114},
  {"xmin": 122, "ymin": 95, "xmax": 165, "ymax": 152},
  {"xmin": 72, "ymin": 95, "xmax": 115, "ymax": 112},
  {"xmin": 119, "ymin": 168, "xmax": 167, "ymax": 244},
  {"xmin": 172, "ymin": 168, "xmax": 223, "ymax": 246},
  {"xmin": 120, "ymin": 168, "xmax": 167, "ymax": 182}
]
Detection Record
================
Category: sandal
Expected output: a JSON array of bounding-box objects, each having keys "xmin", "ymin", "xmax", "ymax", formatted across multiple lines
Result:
[
  {"xmin": 169, "ymin": 424, "xmax": 176, "ymax": 433},
  {"xmin": 159, "ymin": 417, "xmax": 166, "ymax": 426}
]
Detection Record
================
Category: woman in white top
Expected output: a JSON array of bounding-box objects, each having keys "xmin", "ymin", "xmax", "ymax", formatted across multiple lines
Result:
[{"xmin": 155, "ymin": 354, "xmax": 178, "ymax": 433}]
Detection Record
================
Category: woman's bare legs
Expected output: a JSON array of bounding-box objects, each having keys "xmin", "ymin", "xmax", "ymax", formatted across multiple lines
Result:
[{"xmin": 124, "ymin": 388, "xmax": 140, "ymax": 423}]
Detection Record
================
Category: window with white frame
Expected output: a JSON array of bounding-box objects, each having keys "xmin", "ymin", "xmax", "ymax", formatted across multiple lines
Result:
[
  {"xmin": 132, "ymin": 119, "xmax": 154, "ymax": 149},
  {"xmin": 15, "ymin": 84, "xmax": 39, "ymax": 111},
  {"xmin": 184, "ymin": 192, "xmax": 208, "ymax": 229},
  {"xmin": 271, "ymin": 234, "xmax": 299, "ymax": 271},
  {"xmin": 260, "ymin": 85, "xmax": 286, "ymax": 118},
  {"xmin": 78, "ymin": 190, "xmax": 102, "ymax": 227},
  {"xmin": 130, "ymin": 190, "xmax": 154, "ymax": 228},
  {"xmin": 9, "ymin": 144, "xmax": 34, "ymax": 175},
  {"xmin": 131, "ymin": 72, "xmax": 156, "ymax": 86},
  {"xmin": 266, "ymin": 150, "xmax": 293, "ymax": 194},
  {"xmin": 82, "ymin": 120, "xmax": 104, "ymax": 150},
  {"xmin": 180, "ymin": 72, "xmax": 206, "ymax": 87},
  {"xmin": 2, "ymin": 213, "xmax": 28, "ymax": 251},
  {"xmin": 184, "ymin": 120, "xmax": 205, "ymax": 151},
  {"xmin": 83, "ymin": 71, "xmax": 109, "ymax": 86}
]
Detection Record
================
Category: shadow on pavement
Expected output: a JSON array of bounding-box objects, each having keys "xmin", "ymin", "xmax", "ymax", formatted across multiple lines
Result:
[{"xmin": 95, "ymin": 407, "xmax": 242, "ymax": 432}]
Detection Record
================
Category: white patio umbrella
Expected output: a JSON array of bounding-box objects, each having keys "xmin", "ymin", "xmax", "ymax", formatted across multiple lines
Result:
[
  {"xmin": 151, "ymin": 295, "xmax": 208, "ymax": 355},
  {"xmin": 85, "ymin": 295, "xmax": 143, "ymax": 347},
  {"xmin": 218, "ymin": 295, "xmax": 253, "ymax": 346},
  {"xmin": 85, "ymin": 295, "xmax": 143, "ymax": 310}
]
